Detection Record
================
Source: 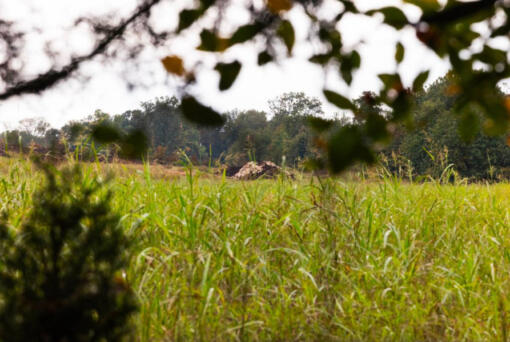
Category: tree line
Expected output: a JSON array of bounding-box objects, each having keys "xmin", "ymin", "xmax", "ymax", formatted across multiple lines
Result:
[{"xmin": 3, "ymin": 76, "xmax": 510, "ymax": 180}]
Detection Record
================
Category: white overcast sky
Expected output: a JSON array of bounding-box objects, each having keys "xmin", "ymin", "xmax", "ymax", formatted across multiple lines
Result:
[{"xmin": 0, "ymin": 0, "xmax": 466, "ymax": 129}]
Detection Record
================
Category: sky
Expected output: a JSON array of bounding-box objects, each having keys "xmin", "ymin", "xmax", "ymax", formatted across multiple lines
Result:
[{"xmin": 0, "ymin": 0, "xmax": 458, "ymax": 129}]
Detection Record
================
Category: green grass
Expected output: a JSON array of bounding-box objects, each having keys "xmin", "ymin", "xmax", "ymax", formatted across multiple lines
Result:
[{"xmin": 2, "ymin": 157, "xmax": 510, "ymax": 341}]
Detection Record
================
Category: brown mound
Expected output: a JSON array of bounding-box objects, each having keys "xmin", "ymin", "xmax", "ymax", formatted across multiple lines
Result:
[{"xmin": 232, "ymin": 161, "xmax": 291, "ymax": 180}]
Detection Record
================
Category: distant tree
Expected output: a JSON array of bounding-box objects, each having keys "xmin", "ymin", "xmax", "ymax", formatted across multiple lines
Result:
[
  {"xmin": 18, "ymin": 117, "xmax": 50, "ymax": 137},
  {"xmin": 269, "ymin": 92, "xmax": 324, "ymax": 119},
  {"xmin": 385, "ymin": 76, "xmax": 510, "ymax": 179}
]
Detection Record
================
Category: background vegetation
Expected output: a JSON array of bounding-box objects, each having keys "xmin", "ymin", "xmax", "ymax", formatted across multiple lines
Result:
[{"xmin": 4, "ymin": 75, "xmax": 510, "ymax": 180}]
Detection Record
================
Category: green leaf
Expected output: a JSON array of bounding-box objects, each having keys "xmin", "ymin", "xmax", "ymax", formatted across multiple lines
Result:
[
  {"xmin": 277, "ymin": 20, "xmax": 295, "ymax": 55},
  {"xmin": 412, "ymin": 70, "xmax": 429, "ymax": 92},
  {"xmin": 368, "ymin": 7, "xmax": 408, "ymax": 30},
  {"xmin": 339, "ymin": 51, "xmax": 362, "ymax": 85},
  {"xmin": 177, "ymin": 1, "xmax": 215, "ymax": 32},
  {"xmin": 308, "ymin": 117, "xmax": 334, "ymax": 132},
  {"xmin": 491, "ymin": 22, "xmax": 510, "ymax": 38},
  {"xmin": 181, "ymin": 96, "xmax": 226, "ymax": 126},
  {"xmin": 323, "ymin": 90, "xmax": 355, "ymax": 111},
  {"xmin": 197, "ymin": 30, "xmax": 228, "ymax": 52},
  {"xmin": 395, "ymin": 42, "xmax": 405, "ymax": 64},
  {"xmin": 91, "ymin": 124, "xmax": 148, "ymax": 159},
  {"xmin": 120, "ymin": 130, "xmax": 148, "ymax": 158},
  {"xmin": 351, "ymin": 51, "xmax": 361, "ymax": 69},
  {"xmin": 457, "ymin": 106, "xmax": 480, "ymax": 143},
  {"xmin": 328, "ymin": 126, "xmax": 375, "ymax": 173},
  {"xmin": 91, "ymin": 124, "xmax": 121, "ymax": 144},
  {"xmin": 257, "ymin": 51, "xmax": 273, "ymax": 66},
  {"xmin": 230, "ymin": 24, "xmax": 263, "ymax": 46},
  {"xmin": 309, "ymin": 53, "xmax": 332, "ymax": 65},
  {"xmin": 421, "ymin": 0, "xmax": 496, "ymax": 25},
  {"xmin": 214, "ymin": 61, "xmax": 242, "ymax": 91},
  {"xmin": 178, "ymin": 9, "xmax": 201, "ymax": 32},
  {"xmin": 365, "ymin": 113, "xmax": 389, "ymax": 142},
  {"xmin": 392, "ymin": 91, "xmax": 414, "ymax": 121},
  {"xmin": 473, "ymin": 45, "xmax": 507, "ymax": 66},
  {"xmin": 340, "ymin": 64, "xmax": 353, "ymax": 85},
  {"xmin": 403, "ymin": 0, "xmax": 440, "ymax": 12},
  {"xmin": 378, "ymin": 73, "xmax": 402, "ymax": 89}
]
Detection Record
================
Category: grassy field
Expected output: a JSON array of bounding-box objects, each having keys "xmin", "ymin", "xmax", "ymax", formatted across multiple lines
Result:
[{"xmin": 2, "ymin": 157, "xmax": 510, "ymax": 341}]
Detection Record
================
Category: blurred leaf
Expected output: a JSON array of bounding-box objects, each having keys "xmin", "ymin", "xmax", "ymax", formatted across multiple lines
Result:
[
  {"xmin": 277, "ymin": 20, "xmax": 295, "ymax": 54},
  {"xmin": 379, "ymin": 73, "xmax": 402, "ymax": 90},
  {"xmin": 457, "ymin": 106, "xmax": 480, "ymax": 143},
  {"xmin": 339, "ymin": 51, "xmax": 361, "ymax": 85},
  {"xmin": 392, "ymin": 90, "xmax": 414, "ymax": 121},
  {"xmin": 161, "ymin": 55, "xmax": 185, "ymax": 76},
  {"xmin": 492, "ymin": 22, "xmax": 510, "ymax": 37},
  {"xmin": 473, "ymin": 45, "xmax": 507, "ymax": 66},
  {"xmin": 328, "ymin": 126, "xmax": 374, "ymax": 173},
  {"xmin": 267, "ymin": 0, "xmax": 293, "ymax": 13},
  {"xmin": 395, "ymin": 42, "xmax": 405, "ymax": 63},
  {"xmin": 178, "ymin": 9, "xmax": 201, "ymax": 32},
  {"xmin": 303, "ymin": 158, "xmax": 325, "ymax": 171},
  {"xmin": 308, "ymin": 117, "xmax": 334, "ymax": 132},
  {"xmin": 230, "ymin": 24, "xmax": 263, "ymax": 46},
  {"xmin": 365, "ymin": 113, "xmax": 390, "ymax": 142},
  {"xmin": 214, "ymin": 61, "xmax": 242, "ymax": 91},
  {"xmin": 323, "ymin": 90, "xmax": 356, "ymax": 111},
  {"xmin": 340, "ymin": 65, "xmax": 353, "ymax": 85},
  {"xmin": 403, "ymin": 0, "xmax": 440, "ymax": 12},
  {"xmin": 91, "ymin": 124, "xmax": 121, "ymax": 144},
  {"xmin": 91, "ymin": 124, "xmax": 147, "ymax": 159},
  {"xmin": 318, "ymin": 27, "xmax": 342, "ymax": 51},
  {"xmin": 120, "ymin": 130, "xmax": 148, "ymax": 159},
  {"xmin": 421, "ymin": 0, "xmax": 496, "ymax": 25},
  {"xmin": 412, "ymin": 70, "xmax": 430, "ymax": 92},
  {"xmin": 181, "ymin": 96, "xmax": 225, "ymax": 126},
  {"xmin": 309, "ymin": 53, "xmax": 332, "ymax": 65},
  {"xmin": 350, "ymin": 51, "xmax": 361, "ymax": 69},
  {"xmin": 258, "ymin": 51, "xmax": 273, "ymax": 65},
  {"xmin": 368, "ymin": 7, "xmax": 408, "ymax": 30},
  {"xmin": 197, "ymin": 30, "xmax": 229, "ymax": 52},
  {"xmin": 177, "ymin": 1, "xmax": 216, "ymax": 32},
  {"xmin": 338, "ymin": 0, "xmax": 358, "ymax": 14}
]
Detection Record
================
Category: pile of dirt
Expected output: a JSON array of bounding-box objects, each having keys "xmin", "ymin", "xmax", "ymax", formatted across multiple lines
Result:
[{"xmin": 232, "ymin": 161, "xmax": 291, "ymax": 180}]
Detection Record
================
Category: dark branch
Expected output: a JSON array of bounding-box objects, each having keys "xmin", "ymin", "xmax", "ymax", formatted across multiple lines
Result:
[{"xmin": 0, "ymin": 0, "xmax": 162, "ymax": 101}]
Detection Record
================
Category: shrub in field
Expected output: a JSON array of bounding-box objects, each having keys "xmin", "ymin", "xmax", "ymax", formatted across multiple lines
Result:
[{"xmin": 0, "ymin": 164, "xmax": 137, "ymax": 341}]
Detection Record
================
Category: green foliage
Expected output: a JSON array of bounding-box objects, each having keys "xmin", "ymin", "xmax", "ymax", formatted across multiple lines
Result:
[
  {"xmin": 166, "ymin": 0, "xmax": 510, "ymax": 173},
  {"xmin": 384, "ymin": 76, "xmax": 510, "ymax": 179},
  {"xmin": 0, "ymin": 164, "xmax": 137, "ymax": 341},
  {"xmin": 0, "ymin": 0, "xmax": 507, "ymax": 173}
]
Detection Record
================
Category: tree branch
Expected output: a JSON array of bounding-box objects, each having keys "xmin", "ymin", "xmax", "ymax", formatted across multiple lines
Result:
[{"xmin": 0, "ymin": 0, "xmax": 162, "ymax": 101}]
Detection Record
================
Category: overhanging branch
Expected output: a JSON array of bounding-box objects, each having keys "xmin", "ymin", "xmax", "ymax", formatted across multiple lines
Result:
[{"xmin": 0, "ymin": 0, "xmax": 162, "ymax": 101}]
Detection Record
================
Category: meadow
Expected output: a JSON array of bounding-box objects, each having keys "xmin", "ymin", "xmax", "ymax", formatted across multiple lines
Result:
[{"xmin": 2, "ymin": 157, "xmax": 510, "ymax": 341}]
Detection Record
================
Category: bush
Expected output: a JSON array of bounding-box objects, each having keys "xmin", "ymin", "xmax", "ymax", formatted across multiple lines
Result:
[{"xmin": 0, "ymin": 164, "xmax": 137, "ymax": 341}]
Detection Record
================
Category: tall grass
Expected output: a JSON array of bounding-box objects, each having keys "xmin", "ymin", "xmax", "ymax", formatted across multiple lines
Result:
[{"xmin": 2, "ymin": 156, "xmax": 510, "ymax": 340}]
